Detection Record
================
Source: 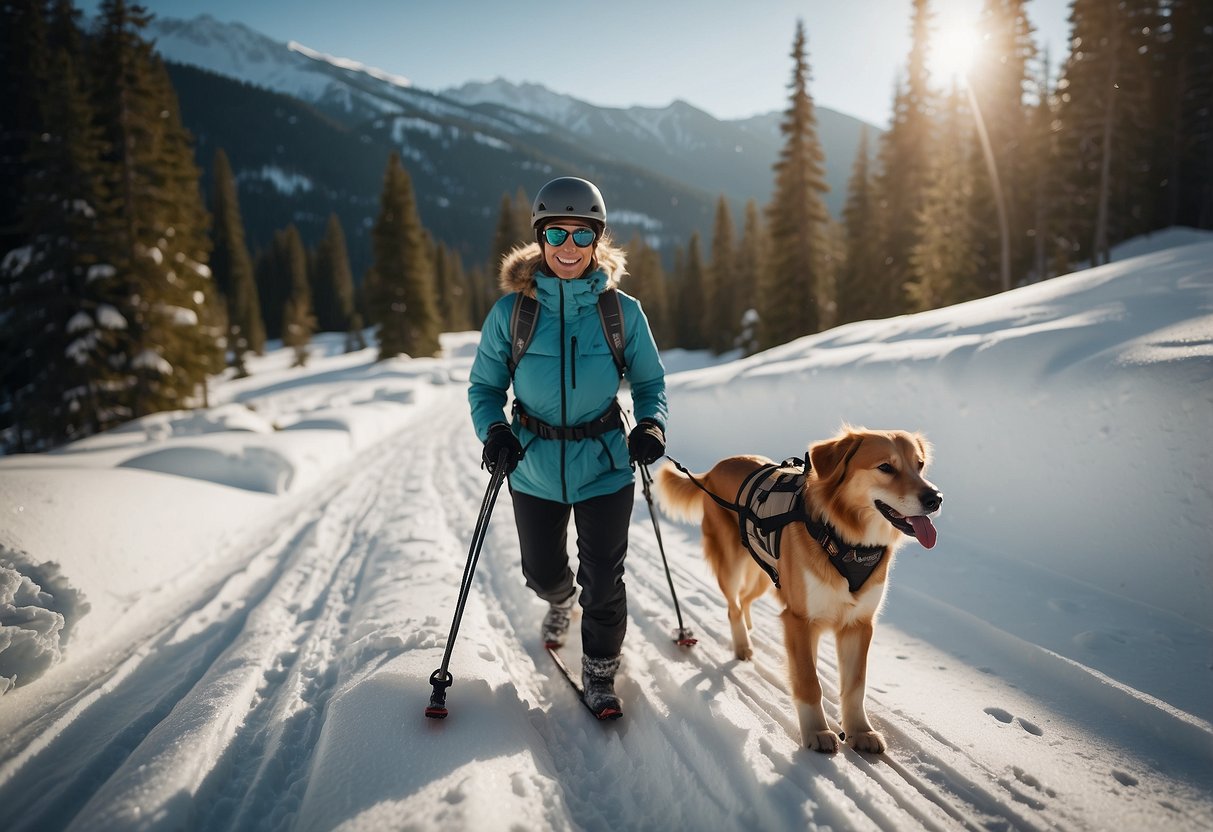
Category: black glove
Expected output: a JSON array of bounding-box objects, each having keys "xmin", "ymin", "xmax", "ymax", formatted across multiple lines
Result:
[
  {"xmin": 628, "ymin": 418, "xmax": 666, "ymax": 466},
  {"xmin": 483, "ymin": 422, "xmax": 523, "ymax": 474}
]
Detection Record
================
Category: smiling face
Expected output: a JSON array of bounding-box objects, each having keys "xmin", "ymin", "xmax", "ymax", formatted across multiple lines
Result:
[{"xmin": 541, "ymin": 220, "xmax": 597, "ymax": 279}]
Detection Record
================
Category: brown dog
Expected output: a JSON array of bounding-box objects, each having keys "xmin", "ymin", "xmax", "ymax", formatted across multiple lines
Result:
[{"xmin": 656, "ymin": 427, "xmax": 942, "ymax": 754}]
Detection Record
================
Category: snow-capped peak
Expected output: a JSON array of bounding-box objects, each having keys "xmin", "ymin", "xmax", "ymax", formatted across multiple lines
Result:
[
  {"xmin": 287, "ymin": 41, "xmax": 411, "ymax": 89},
  {"xmin": 443, "ymin": 78, "xmax": 583, "ymax": 124},
  {"xmin": 147, "ymin": 15, "xmax": 413, "ymax": 112},
  {"xmin": 147, "ymin": 14, "xmax": 333, "ymax": 101}
]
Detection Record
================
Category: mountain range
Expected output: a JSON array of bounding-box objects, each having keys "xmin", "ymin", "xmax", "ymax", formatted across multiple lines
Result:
[{"xmin": 149, "ymin": 14, "xmax": 880, "ymax": 274}]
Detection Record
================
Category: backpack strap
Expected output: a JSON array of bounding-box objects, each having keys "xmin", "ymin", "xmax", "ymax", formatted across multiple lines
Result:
[
  {"xmin": 596, "ymin": 288, "xmax": 627, "ymax": 377},
  {"xmin": 508, "ymin": 288, "xmax": 627, "ymax": 379},
  {"xmin": 507, "ymin": 292, "xmax": 539, "ymax": 379}
]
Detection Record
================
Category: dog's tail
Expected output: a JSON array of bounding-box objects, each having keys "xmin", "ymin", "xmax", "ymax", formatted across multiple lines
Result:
[{"xmin": 654, "ymin": 462, "xmax": 705, "ymax": 524}]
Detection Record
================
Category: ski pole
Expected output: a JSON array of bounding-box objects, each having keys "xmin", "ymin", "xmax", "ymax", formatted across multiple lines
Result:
[
  {"xmin": 638, "ymin": 461, "xmax": 697, "ymax": 647},
  {"xmin": 425, "ymin": 450, "xmax": 509, "ymax": 719}
]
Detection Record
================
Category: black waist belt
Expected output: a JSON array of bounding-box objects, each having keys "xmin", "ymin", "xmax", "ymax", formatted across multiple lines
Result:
[{"xmin": 514, "ymin": 400, "xmax": 622, "ymax": 441}]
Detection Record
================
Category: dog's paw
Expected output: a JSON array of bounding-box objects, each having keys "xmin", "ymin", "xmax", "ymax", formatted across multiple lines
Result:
[
  {"xmin": 733, "ymin": 645, "xmax": 753, "ymax": 661},
  {"xmin": 806, "ymin": 730, "xmax": 842, "ymax": 753},
  {"xmin": 847, "ymin": 730, "xmax": 887, "ymax": 754}
]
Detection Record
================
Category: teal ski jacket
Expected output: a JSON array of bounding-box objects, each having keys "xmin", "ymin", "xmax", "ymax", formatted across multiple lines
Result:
[{"xmin": 468, "ymin": 240, "xmax": 667, "ymax": 504}]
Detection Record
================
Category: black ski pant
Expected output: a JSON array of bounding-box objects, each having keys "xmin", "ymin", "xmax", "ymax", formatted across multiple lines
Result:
[{"xmin": 510, "ymin": 482, "xmax": 634, "ymax": 659}]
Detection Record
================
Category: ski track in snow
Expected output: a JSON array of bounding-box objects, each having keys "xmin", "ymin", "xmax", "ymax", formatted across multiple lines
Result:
[{"xmin": 2, "ymin": 383, "xmax": 1210, "ymax": 831}]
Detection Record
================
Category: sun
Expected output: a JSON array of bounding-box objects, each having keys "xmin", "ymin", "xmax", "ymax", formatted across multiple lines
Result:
[{"xmin": 929, "ymin": 19, "xmax": 982, "ymax": 84}]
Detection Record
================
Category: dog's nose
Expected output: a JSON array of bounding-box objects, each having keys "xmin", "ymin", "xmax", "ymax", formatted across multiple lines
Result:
[{"xmin": 920, "ymin": 489, "xmax": 942, "ymax": 513}]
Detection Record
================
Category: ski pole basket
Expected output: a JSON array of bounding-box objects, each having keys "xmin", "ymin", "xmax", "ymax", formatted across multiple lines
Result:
[{"xmin": 425, "ymin": 669, "xmax": 453, "ymax": 718}]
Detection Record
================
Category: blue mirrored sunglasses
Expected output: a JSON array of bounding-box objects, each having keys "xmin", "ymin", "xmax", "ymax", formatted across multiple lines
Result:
[{"xmin": 543, "ymin": 227, "xmax": 597, "ymax": 248}]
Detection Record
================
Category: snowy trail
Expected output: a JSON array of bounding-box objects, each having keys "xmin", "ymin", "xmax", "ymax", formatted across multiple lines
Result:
[
  {"xmin": 3, "ymin": 378, "xmax": 1211, "ymax": 830},
  {"xmin": 0, "ymin": 396, "xmax": 447, "ymax": 830}
]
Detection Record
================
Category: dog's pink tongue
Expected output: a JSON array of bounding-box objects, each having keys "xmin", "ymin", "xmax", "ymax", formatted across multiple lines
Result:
[{"xmin": 908, "ymin": 516, "xmax": 937, "ymax": 549}]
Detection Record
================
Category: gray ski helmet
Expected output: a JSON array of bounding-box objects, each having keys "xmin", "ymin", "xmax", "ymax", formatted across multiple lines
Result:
[{"xmin": 531, "ymin": 177, "xmax": 607, "ymax": 230}]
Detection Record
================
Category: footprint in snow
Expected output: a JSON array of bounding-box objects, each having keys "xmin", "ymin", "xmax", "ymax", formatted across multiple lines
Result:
[
  {"xmin": 984, "ymin": 708, "xmax": 1045, "ymax": 736},
  {"xmin": 1013, "ymin": 766, "xmax": 1058, "ymax": 798},
  {"xmin": 1016, "ymin": 717, "xmax": 1044, "ymax": 735},
  {"xmin": 1113, "ymin": 770, "xmax": 1139, "ymax": 787}
]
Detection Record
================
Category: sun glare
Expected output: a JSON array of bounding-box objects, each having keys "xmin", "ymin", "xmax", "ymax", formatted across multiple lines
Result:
[{"xmin": 929, "ymin": 20, "xmax": 982, "ymax": 83}]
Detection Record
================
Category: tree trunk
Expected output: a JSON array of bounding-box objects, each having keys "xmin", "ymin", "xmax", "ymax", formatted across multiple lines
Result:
[{"xmin": 1093, "ymin": 18, "xmax": 1121, "ymax": 267}]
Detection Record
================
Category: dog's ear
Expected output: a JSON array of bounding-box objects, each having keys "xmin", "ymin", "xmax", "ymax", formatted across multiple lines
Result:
[
  {"xmin": 810, "ymin": 433, "xmax": 864, "ymax": 484},
  {"xmin": 914, "ymin": 432, "xmax": 933, "ymax": 468}
]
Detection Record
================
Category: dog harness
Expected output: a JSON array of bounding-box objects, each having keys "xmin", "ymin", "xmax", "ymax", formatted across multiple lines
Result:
[
  {"xmin": 733, "ymin": 459, "xmax": 807, "ymax": 588},
  {"xmin": 669, "ymin": 456, "xmax": 887, "ymax": 593}
]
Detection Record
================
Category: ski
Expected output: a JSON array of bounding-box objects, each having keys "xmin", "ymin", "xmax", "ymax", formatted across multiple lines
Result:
[{"xmin": 544, "ymin": 645, "xmax": 622, "ymax": 721}]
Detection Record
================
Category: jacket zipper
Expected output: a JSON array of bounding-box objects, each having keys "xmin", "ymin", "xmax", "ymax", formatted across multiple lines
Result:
[
  {"xmin": 559, "ymin": 282, "xmax": 568, "ymax": 503},
  {"xmin": 570, "ymin": 336, "xmax": 578, "ymax": 389}
]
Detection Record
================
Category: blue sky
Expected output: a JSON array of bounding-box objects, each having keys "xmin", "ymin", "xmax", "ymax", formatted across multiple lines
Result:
[{"xmin": 79, "ymin": 0, "xmax": 1072, "ymax": 127}]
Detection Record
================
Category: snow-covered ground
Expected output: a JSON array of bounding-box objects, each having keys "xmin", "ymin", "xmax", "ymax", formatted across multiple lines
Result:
[{"xmin": 1, "ymin": 228, "xmax": 1211, "ymax": 831}]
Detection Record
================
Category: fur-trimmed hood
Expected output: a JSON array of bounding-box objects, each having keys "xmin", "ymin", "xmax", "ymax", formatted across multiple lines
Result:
[{"xmin": 498, "ymin": 240, "xmax": 628, "ymax": 297}]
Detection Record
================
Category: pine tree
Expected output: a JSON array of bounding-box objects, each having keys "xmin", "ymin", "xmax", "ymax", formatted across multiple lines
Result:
[
  {"xmin": 491, "ymin": 189, "xmax": 532, "ymax": 268},
  {"xmin": 209, "ymin": 148, "xmax": 264, "ymax": 375},
  {"xmin": 909, "ymin": 84, "xmax": 982, "ymax": 309},
  {"xmin": 967, "ymin": 0, "xmax": 1037, "ymax": 294},
  {"xmin": 761, "ymin": 20, "xmax": 830, "ymax": 349},
  {"xmin": 1056, "ymin": 0, "xmax": 1158, "ymax": 265},
  {"xmin": 1025, "ymin": 49, "xmax": 1063, "ymax": 281},
  {"xmin": 254, "ymin": 244, "xmax": 285, "ymax": 340},
  {"xmin": 311, "ymin": 213, "xmax": 356, "ymax": 336},
  {"xmin": 1, "ymin": 0, "xmax": 50, "ymax": 448},
  {"xmin": 1112, "ymin": 0, "xmax": 1166, "ymax": 247},
  {"xmin": 836, "ymin": 127, "xmax": 883, "ymax": 324},
  {"xmin": 872, "ymin": 0, "xmax": 935, "ymax": 317},
  {"xmin": 90, "ymin": 0, "xmax": 222, "ymax": 418},
  {"xmin": 684, "ymin": 235, "xmax": 708, "ymax": 351},
  {"xmin": 277, "ymin": 225, "xmax": 313, "ymax": 366},
  {"xmin": 478, "ymin": 187, "xmax": 531, "ymax": 324},
  {"xmin": 736, "ymin": 200, "xmax": 767, "ymax": 355},
  {"xmin": 369, "ymin": 152, "xmax": 440, "ymax": 359},
  {"xmin": 1, "ymin": 3, "xmax": 128, "ymax": 449},
  {"xmin": 433, "ymin": 238, "xmax": 472, "ymax": 333},
  {"xmin": 1156, "ymin": 0, "xmax": 1213, "ymax": 230},
  {"xmin": 818, "ymin": 217, "xmax": 845, "ymax": 331},
  {"xmin": 45, "ymin": 0, "xmax": 80, "ymax": 51},
  {"xmin": 705, "ymin": 197, "xmax": 739, "ymax": 354},
  {"xmin": 676, "ymin": 233, "xmax": 708, "ymax": 350},
  {"xmin": 462, "ymin": 262, "xmax": 492, "ymax": 330},
  {"xmin": 0, "ymin": 0, "xmax": 49, "ymax": 264},
  {"xmin": 622, "ymin": 235, "xmax": 671, "ymax": 349}
]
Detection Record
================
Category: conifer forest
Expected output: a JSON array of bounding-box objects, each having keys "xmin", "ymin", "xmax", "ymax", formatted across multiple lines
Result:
[{"xmin": 2, "ymin": 0, "xmax": 1211, "ymax": 451}]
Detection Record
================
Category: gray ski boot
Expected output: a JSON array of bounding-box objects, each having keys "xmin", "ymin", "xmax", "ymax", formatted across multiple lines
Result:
[
  {"xmin": 581, "ymin": 655, "xmax": 623, "ymax": 719},
  {"xmin": 541, "ymin": 591, "xmax": 576, "ymax": 648}
]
